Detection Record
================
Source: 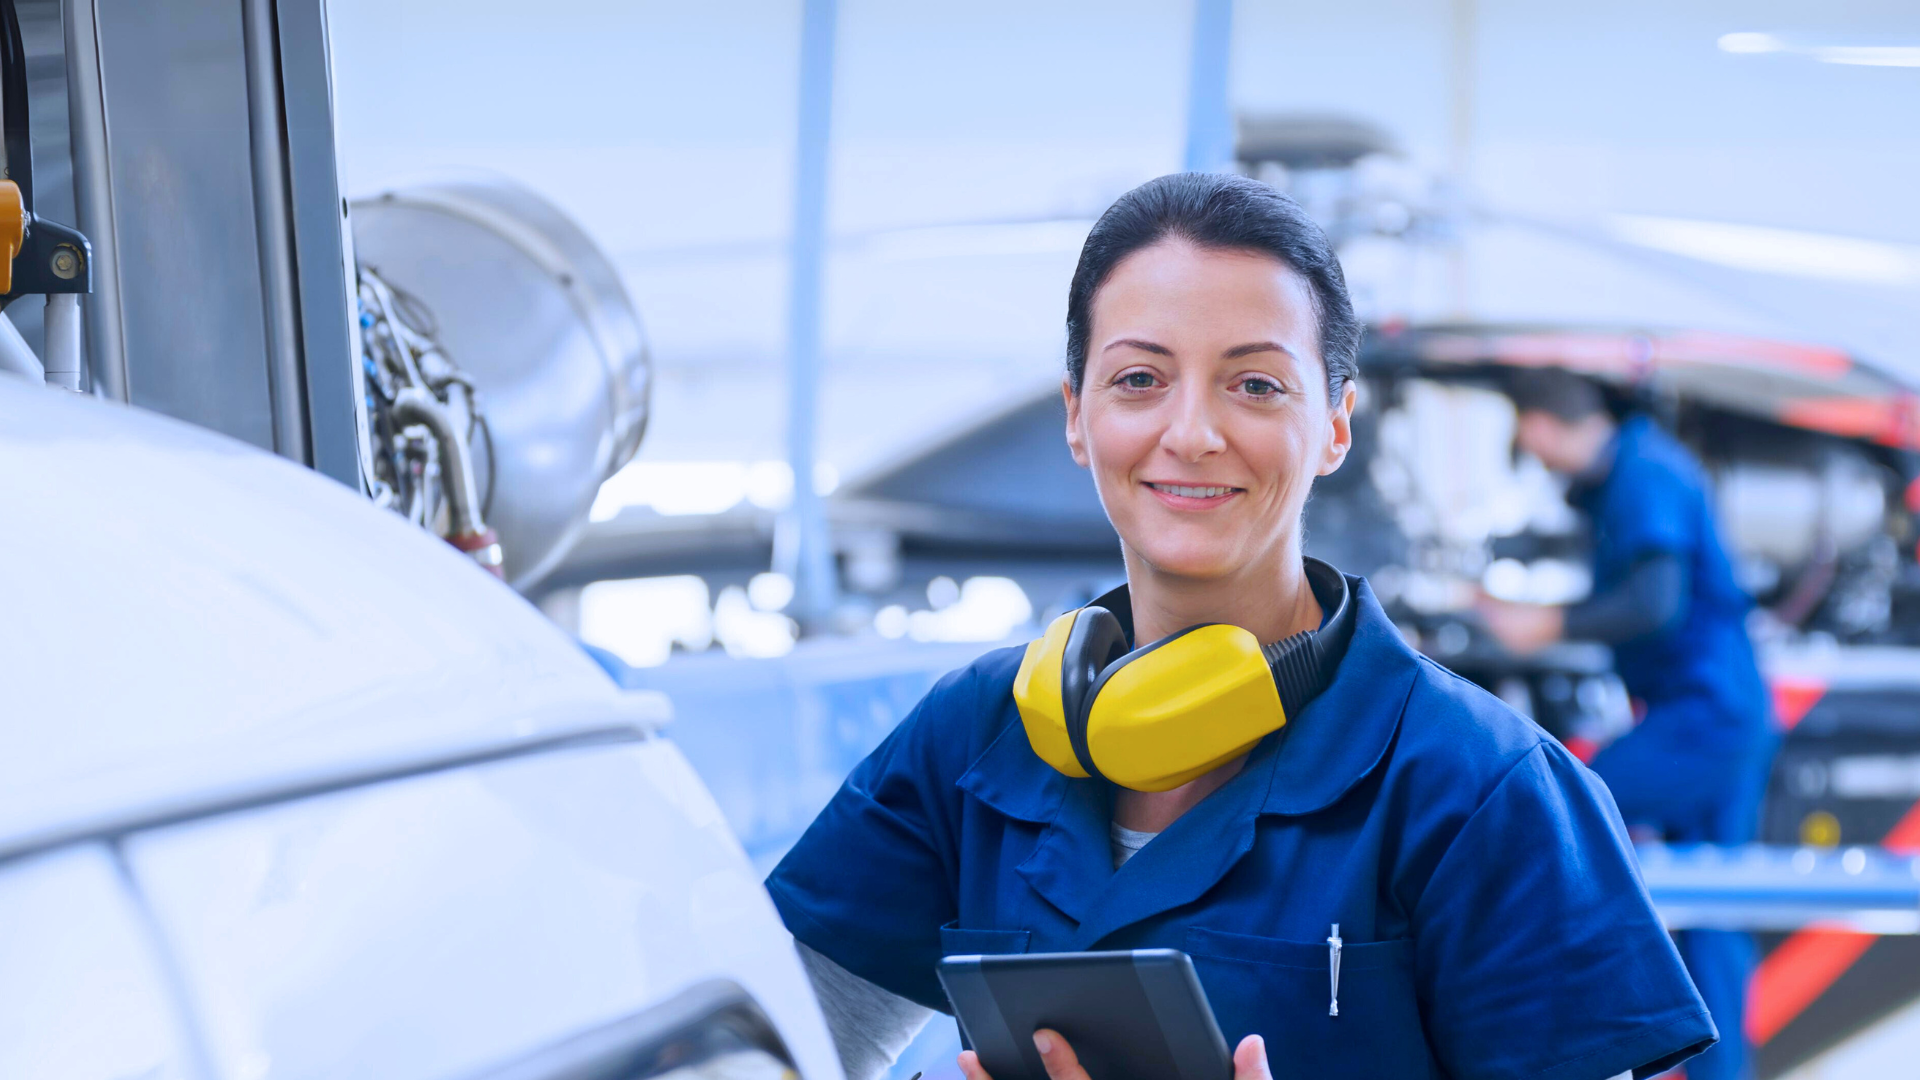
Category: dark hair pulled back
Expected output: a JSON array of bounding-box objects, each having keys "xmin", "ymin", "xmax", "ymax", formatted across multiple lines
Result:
[{"xmin": 1065, "ymin": 172, "xmax": 1360, "ymax": 403}]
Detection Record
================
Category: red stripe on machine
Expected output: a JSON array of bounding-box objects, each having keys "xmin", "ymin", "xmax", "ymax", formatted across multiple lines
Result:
[
  {"xmin": 1769, "ymin": 677, "xmax": 1827, "ymax": 731},
  {"xmin": 1748, "ymin": 799, "xmax": 1920, "ymax": 1045}
]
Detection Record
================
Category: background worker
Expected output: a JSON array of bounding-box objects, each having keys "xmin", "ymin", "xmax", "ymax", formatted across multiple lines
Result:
[{"xmin": 1480, "ymin": 367, "xmax": 1780, "ymax": 1080}]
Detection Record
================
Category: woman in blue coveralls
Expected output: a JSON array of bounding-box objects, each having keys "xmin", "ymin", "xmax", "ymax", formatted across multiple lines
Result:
[
  {"xmin": 769, "ymin": 174, "xmax": 1716, "ymax": 1080},
  {"xmin": 1480, "ymin": 369, "xmax": 1780, "ymax": 1080}
]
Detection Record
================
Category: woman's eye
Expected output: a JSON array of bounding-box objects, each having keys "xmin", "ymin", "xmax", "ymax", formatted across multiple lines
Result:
[
  {"xmin": 1120, "ymin": 372, "xmax": 1157, "ymax": 389},
  {"xmin": 1240, "ymin": 377, "xmax": 1279, "ymax": 397}
]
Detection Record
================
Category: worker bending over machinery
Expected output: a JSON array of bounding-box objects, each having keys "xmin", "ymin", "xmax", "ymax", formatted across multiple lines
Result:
[{"xmin": 1481, "ymin": 368, "xmax": 1779, "ymax": 1080}]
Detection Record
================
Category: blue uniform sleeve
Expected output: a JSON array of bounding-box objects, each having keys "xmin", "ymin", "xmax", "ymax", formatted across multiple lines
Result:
[
  {"xmin": 765, "ymin": 666, "xmax": 973, "ymax": 1011},
  {"xmin": 1601, "ymin": 457, "xmax": 1697, "ymax": 564},
  {"xmin": 1413, "ymin": 744, "xmax": 1715, "ymax": 1080}
]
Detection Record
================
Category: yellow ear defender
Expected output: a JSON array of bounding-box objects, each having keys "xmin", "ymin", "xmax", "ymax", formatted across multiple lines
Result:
[{"xmin": 1012, "ymin": 559, "xmax": 1351, "ymax": 792}]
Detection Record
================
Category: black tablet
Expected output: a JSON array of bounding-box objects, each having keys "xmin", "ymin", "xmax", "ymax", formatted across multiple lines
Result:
[{"xmin": 937, "ymin": 950, "xmax": 1232, "ymax": 1080}]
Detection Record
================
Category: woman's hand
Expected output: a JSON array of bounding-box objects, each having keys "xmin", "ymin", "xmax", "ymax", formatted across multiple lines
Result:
[{"xmin": 957, "ymin": 1028, "xmax": 1272, "ymax": 1080}]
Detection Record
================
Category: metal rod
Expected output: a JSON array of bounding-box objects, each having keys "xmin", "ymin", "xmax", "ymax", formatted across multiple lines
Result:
[
  {"xmin": 781, "ymin": 0, "xmax": 840, "ymax": 628},
  {"xmin": 0, "ymin": 308, "xmax": 41, "ymax": 380},
  {"xmin": 240, "ymin": 0, "xmax": 312, "ymax": 464},
  {"xmin": 1446, "ymin": 0, "xmax": 1477, "ymax": 316},
  {"xmin": 61, "ymin": 0, "xmax": 127, "ymax": 401},
  {"xmin": 42, "ymin": 293, "xmax": 81, "ymax": 390},
  {"xmin": 1640, "ymin": 842, "xmax": 1920, "ymax": 934},
  {"xmin": 1182, "ymin": 0, "xmax": 1235, "ymax": 173}
]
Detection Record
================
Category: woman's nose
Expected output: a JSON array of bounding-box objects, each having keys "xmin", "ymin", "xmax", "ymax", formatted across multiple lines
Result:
[{"xmin": 1159, "ymin": 383, "xmax": 1227, "ymax": 462}]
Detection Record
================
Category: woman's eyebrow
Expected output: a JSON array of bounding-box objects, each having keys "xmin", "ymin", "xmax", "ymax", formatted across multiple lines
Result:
[
  {"xmin": 1103, "ymin": 338, "xmax": 1173, "ymax": 356},
  {"xmin": 1223, "ymin": 340, "xmax": 1298, "ymax": 360}
]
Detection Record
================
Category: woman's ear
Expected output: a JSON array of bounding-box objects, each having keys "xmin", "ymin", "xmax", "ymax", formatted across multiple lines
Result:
[
  {"xmin": 1317, "ymin": 380, "xmax": 1357, "ymax": 476},
  {"xmin": 1063, "ymin": 377, "xmax": 1090, "ymax": 468}
]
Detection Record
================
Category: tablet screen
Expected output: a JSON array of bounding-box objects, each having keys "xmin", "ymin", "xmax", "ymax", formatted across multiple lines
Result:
[{"xmin": 938, "ymin": 950, "xmax": 1231, "ymax": 1080}]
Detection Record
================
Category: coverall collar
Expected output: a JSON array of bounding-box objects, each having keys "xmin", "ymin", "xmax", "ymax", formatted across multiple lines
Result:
[{"xmin": 955, "ymin": 575, "xmax": 1422, "ymax": 943}]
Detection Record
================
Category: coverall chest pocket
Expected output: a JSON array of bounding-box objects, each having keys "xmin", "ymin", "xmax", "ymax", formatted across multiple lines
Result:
[
  {"xmin": 1183, "ymin": 927, "xmax": 1437, "ymax": 1079},
  {"xmin": 940, "ymin": 920, "xmax": 1032, "ymax": 956}
]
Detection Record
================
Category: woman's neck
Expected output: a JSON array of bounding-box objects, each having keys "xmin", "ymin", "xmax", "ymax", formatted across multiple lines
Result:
[
  {"xmin": 1122, "ymin": 546, "xmax": 1323, "ymax": 647},
  {"xmin": 1109, "ymin": 546, "xmax": 1324, "ymax": 837}
]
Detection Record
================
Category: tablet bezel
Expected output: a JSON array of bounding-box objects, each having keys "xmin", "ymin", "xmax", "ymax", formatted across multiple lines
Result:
[{"xmin": 937, "ymin": 949, "xmax": 1233, "ymax": 1080}]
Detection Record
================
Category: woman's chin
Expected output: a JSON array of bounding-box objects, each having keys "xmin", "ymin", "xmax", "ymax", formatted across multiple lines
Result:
[{"xmin": 1133, "ymin": 544, "xmax": 1252, "ymax": 582}]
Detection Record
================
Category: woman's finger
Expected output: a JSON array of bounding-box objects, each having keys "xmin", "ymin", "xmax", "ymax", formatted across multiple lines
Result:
[
  {"xmin": 1232, "ymin": 1034, "xmax": 1272, "ymax": 1080},
  {"xmin": 1032, "ymin": 1028, "xmax": 1092, "ymax": 1080},
  {"xmin": 956, "ymin": 1049, "xmax": 992, "ymax": 1080}
]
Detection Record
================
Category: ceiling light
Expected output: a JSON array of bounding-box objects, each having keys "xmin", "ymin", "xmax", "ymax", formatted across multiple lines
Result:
[
  {"xmin": 1717, "ymin": 32, "xmax": 1920, "ymax": 67},
  {"xmin": 1718, "ymin": 32, "xmax": 1785, "ymax": 54},
  {"xmin": 1811, "ymin": 45, "xmax": 1920, "ymax": 67},
  {"xmin": 1609, "ymin": 215, "xmax": 1920, "ymax": 288}
]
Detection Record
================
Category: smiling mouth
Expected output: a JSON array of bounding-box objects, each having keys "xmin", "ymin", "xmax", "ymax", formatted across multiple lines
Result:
[{"xmin": 1145, "ymin": 482, "xmax": 1243, "ymax": 500}]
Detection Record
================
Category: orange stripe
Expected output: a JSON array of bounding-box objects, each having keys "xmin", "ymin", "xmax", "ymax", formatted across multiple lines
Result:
[
  {"xmin": 1747, "ymin": 929, "xmax": 1876, "ymax": 1044},
  {"xmin": 1747, "ymin": 800, "xmax": 1920, "ymax": 1045},
  {"xmin": 1769, "ymin": 678, "xmax": 1827, "ymax": 731}
]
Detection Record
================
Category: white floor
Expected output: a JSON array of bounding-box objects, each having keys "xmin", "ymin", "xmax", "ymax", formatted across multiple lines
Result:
[{"xmin": 1780, "ymin": 995, "xmax": 1920, "ymax": 1079}]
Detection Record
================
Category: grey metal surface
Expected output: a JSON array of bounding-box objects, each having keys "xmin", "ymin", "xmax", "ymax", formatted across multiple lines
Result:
[
  {"xmin": 61, "ymin": 0, "xmax": 127, "ymax": 401},
  {"xmin": 240, "ymin": 0, "xmax": 309, "ymax": 462},
  {"xmin": 94, "ymin": 0, "xmax": 275, "ymax": 448},
  {"xmin": 847, "ymin": 391, "xmax": 1109, "ymax": 527},
  {"xmin": 350, "ymin": 176, "xmax": 651, "ymax": 590},
  {"xmin": 272, "ymin": 0, "xmax": 361, "ymax": 489}
]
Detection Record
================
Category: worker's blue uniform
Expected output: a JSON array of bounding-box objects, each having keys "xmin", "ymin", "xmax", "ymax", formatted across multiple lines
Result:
[
  {"xmin": 770, "ymin": 577, "xmax": 1714, "ymax": 1079},
  {"xmin": 1576, "ymin": 415, "xmax": 1780, "ymax": 1080}
]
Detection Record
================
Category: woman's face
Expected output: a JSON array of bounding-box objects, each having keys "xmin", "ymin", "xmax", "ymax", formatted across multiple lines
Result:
[{"xmin": 1066, "ymin": 239, "xmax": 1354, "ymax": 583}]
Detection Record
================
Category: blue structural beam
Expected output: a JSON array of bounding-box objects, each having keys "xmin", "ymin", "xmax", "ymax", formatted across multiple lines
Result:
[
  {"xmin": 1639, "ymin": 843, "xmax": 1920, "ymax": 934},
  {"xmin": 1182, "ymin": 0, "xmax": 1236, "ymax": 173},
  {"xmin": 783, "ymin": 0, "xmax": 841, "ymax": 627}
]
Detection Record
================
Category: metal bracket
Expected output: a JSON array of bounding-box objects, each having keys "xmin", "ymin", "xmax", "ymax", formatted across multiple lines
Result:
[
  {"xmin": 7, "ymin": 216, "xmax": 91, "ymax": 297},
  {"xmin": 0, "ymin": 0, "xmax": 91, "ymax": 307}
]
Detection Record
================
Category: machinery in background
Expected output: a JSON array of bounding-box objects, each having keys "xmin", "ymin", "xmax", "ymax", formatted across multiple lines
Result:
[
  {"xmin": 1336, "ymin": 333, "xmax": 1920, "ymax": 1076},
  {"xmin": 0, "ymin": 3, "xmax": 649, "ymax": 596},
  {"xmin": 350, "ymin": 178, "xmax": 652, "ymax": 590},
  {"xmin": 355, "ymin": 263, "xmax": 502, "ymax": 573}
]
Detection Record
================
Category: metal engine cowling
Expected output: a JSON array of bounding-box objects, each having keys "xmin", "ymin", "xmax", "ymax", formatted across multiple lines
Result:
[{"xmin": 350, "ymin": 176, "xmax": 649, "ymax": 590}]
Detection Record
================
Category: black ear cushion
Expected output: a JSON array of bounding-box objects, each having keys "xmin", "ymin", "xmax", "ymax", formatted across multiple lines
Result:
[{"xmin": 1061, "ymin": 607, "xmax": 1128, "ymax": 779}]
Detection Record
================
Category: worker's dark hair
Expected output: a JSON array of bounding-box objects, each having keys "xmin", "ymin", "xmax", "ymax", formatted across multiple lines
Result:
[
  {"xmin": 1507, "ymin": 367, "xmax": 1608, "ymax": 422},
  {"xmin": 1065, "ymin": 172, "xmax": 1360, "ymax": 404}
]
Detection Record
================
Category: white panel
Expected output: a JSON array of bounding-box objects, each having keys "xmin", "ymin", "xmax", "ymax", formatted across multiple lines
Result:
[
  {"xmin": 0, "ymin": 378, "xmax": 641, "ymax": 856},
  {"xmin": 0, "ymin": 844, "xmax": 196, "ymax": 1080},
  {"xmin": 124, "ymin": 742, "xmax": 839, "ymax": 1080}
]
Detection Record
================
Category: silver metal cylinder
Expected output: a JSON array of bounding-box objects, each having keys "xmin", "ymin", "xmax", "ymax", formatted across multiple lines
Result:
[
  {"xmin": 41, "ymin": 294, "xmax": 82, "ymax": 391},
  {"xmin": 350, "ymin": 176, "xmax": 650, "ymax": 590}
]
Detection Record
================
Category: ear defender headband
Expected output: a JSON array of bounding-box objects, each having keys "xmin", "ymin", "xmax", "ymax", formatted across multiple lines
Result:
[{"xmin": 1012, "ymin": 559, "xmax": 1352, "ymax": 792}]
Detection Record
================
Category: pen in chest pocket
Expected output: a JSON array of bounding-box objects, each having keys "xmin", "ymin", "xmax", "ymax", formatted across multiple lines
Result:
[{"xmin": 1327, "ymin": 923, "xmax": 1342, "ymax": 1017}]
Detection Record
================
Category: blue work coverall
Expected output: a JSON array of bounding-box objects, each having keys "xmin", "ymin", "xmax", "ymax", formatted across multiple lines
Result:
[
  {"xmin": 770, "ymin": 576, "xmax": 1715, "ymax": 1079},
  {"xmin": 1577, "ymin": 415, "xmax": 1780, "ymax": 1080}
]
